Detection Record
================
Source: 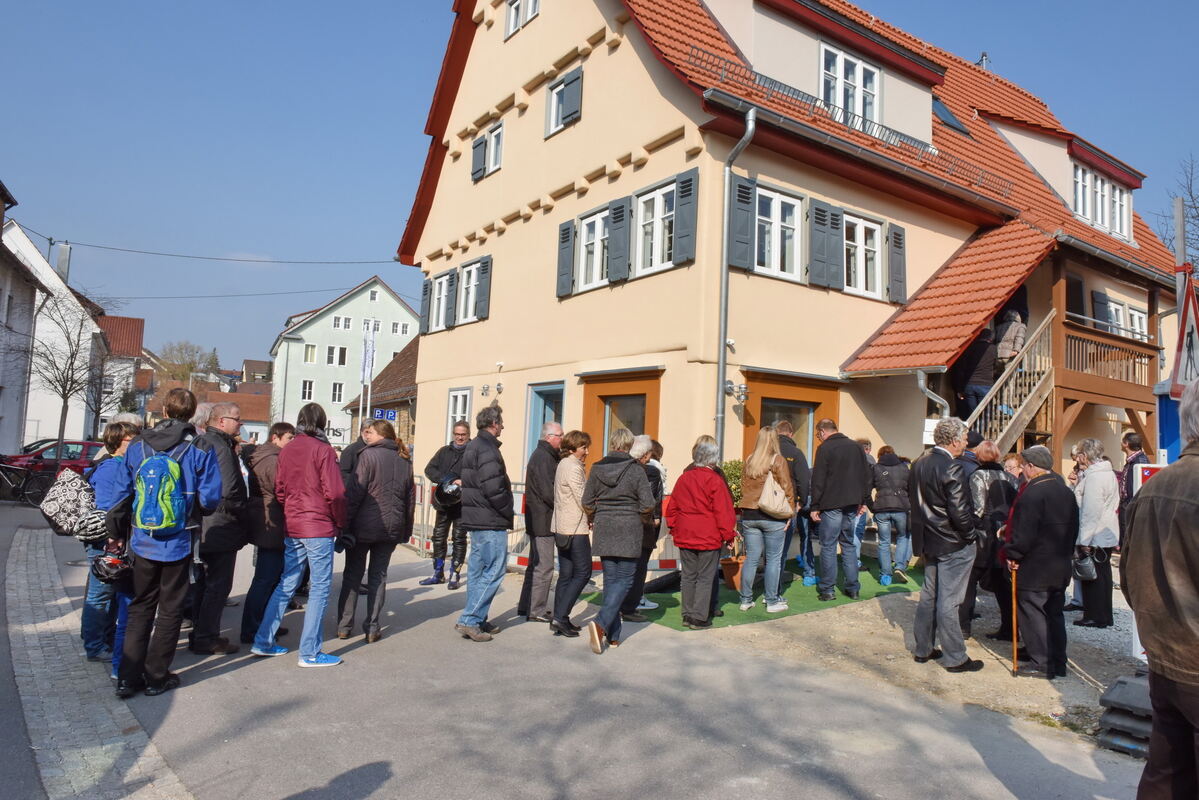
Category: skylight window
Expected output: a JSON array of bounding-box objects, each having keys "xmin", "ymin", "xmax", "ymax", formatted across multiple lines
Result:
[{"xmin": 932, "ymin": 96, "xmax": 970, "ymax": 137}]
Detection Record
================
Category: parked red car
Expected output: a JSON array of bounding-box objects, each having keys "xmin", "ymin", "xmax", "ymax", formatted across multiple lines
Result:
[{"xmin": 2, "ymin": 440, "xmax": 105, "ymax": 476}]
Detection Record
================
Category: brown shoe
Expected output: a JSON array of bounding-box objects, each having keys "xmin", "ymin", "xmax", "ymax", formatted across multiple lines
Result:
[
  {"xmin": 455, "ymin": 624, "xmax": 492, "ymax": 642},
  {"xmin": 365, "ymin": 632, "xmax": 381, "ymax": 644},
  {"xmin": 588, "ymin": 621, "xmax": 607, "ymax": 655},
  {"xmin": 190, "ymin": 638, "xmax": 240, "ymax": 656},
  {"xmin": 336, "ymin": 631, "xmax": 351, "ymax": 640}
]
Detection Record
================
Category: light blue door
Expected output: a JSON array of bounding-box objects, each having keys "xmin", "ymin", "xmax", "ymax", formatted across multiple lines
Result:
[{"xmin": 526, "ymin": 383, "xmax": 565, "ymax": 466}]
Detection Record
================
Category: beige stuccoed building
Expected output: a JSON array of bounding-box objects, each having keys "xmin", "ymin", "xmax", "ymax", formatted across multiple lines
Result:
[{"xmin": 398, "ymin": 0, "xmax": 1182, "ymax": 487}]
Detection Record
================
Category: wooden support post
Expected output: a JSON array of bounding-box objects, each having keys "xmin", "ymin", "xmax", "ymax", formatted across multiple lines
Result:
[
  {"xmin": 1053, "ymin": 396, "xmax": 1087, "ymax": 467},
  {"xmin": 1148, "ymin": 287, "xmax": 1161, "ymax": 384},
  {"xmin": 1051, "ymin": 255, "xmax": 1067, "ymax": 368}
]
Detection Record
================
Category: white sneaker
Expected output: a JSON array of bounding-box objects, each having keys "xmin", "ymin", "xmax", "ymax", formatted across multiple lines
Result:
[
  {"xmin": 766, "ymin": 601, "xmax": 789, "ymax": 613},
  {"xmin": 738, "ymin": 601, "xmax": 754, "ymax": 612},
  {"xmin": 636, "ymin": 597, "xmax": 659, "ymax": 610}
]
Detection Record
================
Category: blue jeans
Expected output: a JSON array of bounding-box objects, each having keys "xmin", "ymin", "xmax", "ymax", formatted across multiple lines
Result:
[
  {"xmin": 960, "ymin": 383, "xmax": 992, "ymax": 418},
  {"xmin": 798, "ymin": 514, "xmax": 816, "ymax": 578},
  {"xmin": 241, "ymin": 547, "xmax": 285, "ymax": 641},
  {"xmin": 81, "ymin": 543, "xmax": 116, "ymax": 656},
  {"xmin": 853, "ymin": 511, "xmax": 870, "ymax": 568},
  {"xmin": 596, "ymin": 557, "xmax": 637, "ymax": 643},
  {"xmin": 110, "ymin": 590, "xmax": 132, "ymax": 677},
  {"xmin": 739, "ymin": 518, "xmax": 788, "ymax": 604},
  {"xmin": 873, "ymin": 512, "xmax": 909, "ymax": 575},
  {"xmin": 255, "ymin": 537, "xmax": 334, "ymax": 659},
  {"xmin": 457, "ymin": 530, "xmax": 508, "ymax": 628},
  {"xmin": 817, "ymin": 506, "xmax": 860, "ymax": 595}
]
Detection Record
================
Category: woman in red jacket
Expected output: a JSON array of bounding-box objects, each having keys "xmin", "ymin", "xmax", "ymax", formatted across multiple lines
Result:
[
  {"xmin": 251, "ymin": 403, "xmax": 347, "ymax": 668},
  {"xmin": 666, "ymin": 437, "xmax": 737, "ymax": 629}
]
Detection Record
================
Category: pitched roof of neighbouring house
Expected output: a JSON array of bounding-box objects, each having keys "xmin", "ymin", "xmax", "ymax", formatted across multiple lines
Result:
[
  {"xmin": 96, "ymin": 315, "xmax": 145, "ymax": 358},
  {"xmin": 204, "ymin": 391, "xmax": 271, "ymax": 424},
  {"xmin": 270, "ymin": 275, "xmax": 418, "ymax": 356},
  {"xmin": 242, "ymin": 359, "xmax": 271, "ymax": 375},
  {"xmin": 344, "ymin": 337, "xmax": 419, "ymax": 410}
]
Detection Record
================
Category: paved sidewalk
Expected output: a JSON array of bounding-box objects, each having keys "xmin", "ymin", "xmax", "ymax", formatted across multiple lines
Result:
[{"xmin": 6, "ymin": 526, "xmax": 192, "ymax": 799}]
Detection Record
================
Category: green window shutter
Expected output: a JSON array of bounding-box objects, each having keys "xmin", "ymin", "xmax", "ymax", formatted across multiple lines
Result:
[
  {"xmin": 673, "ymin": 168, "xmax": 699, "ymax": 265},
  {"xmin": 471, "ymin": 137, "xmax": 486, "ymax": 182},
  {"xmin": 475, "ymin": 256, "xmax": 493, "ymax": 320},
  {"xmin": 418, "ymin": 279, "xmax": 432, "ymax": 334},
  {"xmin": 808, "ymin": 200, "xmax": 845, "ymax": 289},
  {"xmin": 886, "ymin": 223, "xmax": 907, "ymax": 304},
  {"xmin": 607, "ymin": 197, "xmax": 632, "ymax": 282},
  {"xmin": 556, "ymin": 221, "xmax": 575, "ymax": 298},
  {"xmin": 561, "ymin": 67, "xmax": 583, "ymax": 126},
  {"xmin": 728, "ymin": 175, "xmax": 756, "ymax": 271},
  {"xmin": 443, "ymin": 271, "xmax": 459, "ymax": 329},
  {"xmin": 1091, "ymin": 290, "xmax": 1111, "ymax": 332}
]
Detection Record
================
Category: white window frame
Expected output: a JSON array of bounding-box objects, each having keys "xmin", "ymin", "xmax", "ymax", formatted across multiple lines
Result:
[
  {"xmin": 458, "ymin": 262, "xmax": 481, "ymax": 324},
  {"xmin": 332, "ymin": 315, "xmax": 341, "ymax": 330},
  {"xmin": 326, "ymin": 345, "xmax": 347, "ymax": 366},
  {"xmin": 577, "ymin": 209, "xmax": 610, "ymax": 290},
  {"xmin": 1072, "ymin": 162, "xmax": 1132, "ymax": 240},
  {"xmin": 753, "ymin": 187, "xmax": 802, "ymax": 280},
  {"xmin": 634, "ymin": 183, "xmax": 676, "ymax": 277},
  {"xmin": 341, "ymin": 316, "xmax": 352, "ymax": 330},
  {"xmin": 391, "ymin": 321, "xmax": 399, "ymax": 334},
  {"xmin": 1093, "ymin": 175, "xmax": 1110, "ymax": 229},
  {"xmin": 1128, "ymin": 307, "xmax": 1149, "ymax": 342},
  {"xmin": 430, "ymin": 275, "xmax": 450, "ymax": 332},
  {"xmin": 447, "ymin": 389, "xmax": 471, "ymax": 443},
  {"xmin": 505, "ymin": 0, "xmax": 523, "ymax": 38},
  {"xmin": 1108, "ymin": 302, "xmax": 1126, "ymax": 334},
  {"xmin": 300, "ymin": 380, "xmax": 313, "ymax": 401},
  {"xmin": 485, "ymin": 122, "xmax": 503, "ymax": 175},
  {"xmin": 331, "ymin": 382, "xmax": 343, "ymax": 403},
  {"xmin": 547, "ymin": 80, "xmax": 568, "ymax": 136},
  {"xmin": 401, "ymin": 322, "xmax": 410, "ymax": 335},
  {"xmin": 842, "ymin": 214, "xmax": 883, "ymax": 300},
  {"xmin": 369, "ymin": 289, "xmax": 378, "ymax": 302},
  {"xmin": 303, "ymin": 344, "xmax": 316, "ymax": 364},
  {"xmin": 820, "ymin": 43, "xmax": 879, "ymax": 126}
]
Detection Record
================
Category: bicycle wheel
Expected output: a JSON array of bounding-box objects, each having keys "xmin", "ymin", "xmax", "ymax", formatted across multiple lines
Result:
[{"xmin": 21, "ymin": 473, "xmax": 54, "ymax": 507}]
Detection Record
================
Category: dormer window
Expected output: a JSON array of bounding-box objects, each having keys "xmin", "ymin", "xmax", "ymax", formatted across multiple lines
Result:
[
  {"xmin": 1073, "ymin": 163, "xmax": 1131, "ymax": 239},
  {"xmin": 821, "ymin": 44, "xmax": 878, "ymax": 127}
]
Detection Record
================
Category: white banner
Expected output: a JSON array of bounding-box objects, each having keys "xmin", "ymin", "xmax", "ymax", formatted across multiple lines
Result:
[{"xmin": 360, "ymin": 325, "xmax": 377, "ymax": 384}]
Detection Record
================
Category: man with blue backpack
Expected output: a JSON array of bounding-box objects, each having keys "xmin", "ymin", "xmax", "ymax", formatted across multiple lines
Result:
[{"xmin": 109, "ymin": 388, "xmax": 222, "ymax": 699}]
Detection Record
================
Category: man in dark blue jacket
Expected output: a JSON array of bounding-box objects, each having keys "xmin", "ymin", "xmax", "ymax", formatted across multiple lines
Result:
[
  {"xmin": 454, "ymin": 404, "xmax": 513, "ymax": 642},
  {"xmin": 809, "ymin": 419, "xmax": 871, "ymax": 601}
]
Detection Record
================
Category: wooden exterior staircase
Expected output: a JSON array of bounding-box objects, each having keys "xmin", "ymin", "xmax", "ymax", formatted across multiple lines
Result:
[{"xmin": 966, "ymin": 310, "xmax": 1055, "ymax": 453}]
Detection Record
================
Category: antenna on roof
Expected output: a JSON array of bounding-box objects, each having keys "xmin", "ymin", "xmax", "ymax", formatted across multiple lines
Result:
[{"xmin": 976, "ymin": 51, "xmax": 990, "ymax": 71}]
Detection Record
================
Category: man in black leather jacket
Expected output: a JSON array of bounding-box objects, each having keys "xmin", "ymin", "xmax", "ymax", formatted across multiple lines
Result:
[{"xmin": 908, "ymin": 417, "xmax": 982, "ymax": 672}]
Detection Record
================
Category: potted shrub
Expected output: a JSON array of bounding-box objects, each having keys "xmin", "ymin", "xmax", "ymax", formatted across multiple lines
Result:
[{"xmin": 719, "ymin": 459, "xmax": 745, "ymax": 590}]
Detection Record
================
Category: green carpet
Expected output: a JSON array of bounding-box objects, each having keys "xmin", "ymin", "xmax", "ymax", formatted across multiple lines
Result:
[{"xmin": 583, "ymin": 558, "xmax": 923, "ymax": 631}]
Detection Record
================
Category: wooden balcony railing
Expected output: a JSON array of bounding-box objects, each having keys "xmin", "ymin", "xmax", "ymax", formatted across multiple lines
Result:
[{"xmin": 1063, "ymin": 323, "xmax": 1156, "ymax": 387}]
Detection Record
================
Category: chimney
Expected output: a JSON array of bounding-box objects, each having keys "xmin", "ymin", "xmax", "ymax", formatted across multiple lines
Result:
[{"xmin": 55, "ymin": 242, "xmax": 72, "ymax": 281}]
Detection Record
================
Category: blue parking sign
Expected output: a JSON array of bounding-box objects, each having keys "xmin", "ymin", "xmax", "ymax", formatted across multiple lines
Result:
[
  {"xmin": 386, "ymin": 409, "xmax": 397, "ymax": 421},
  {"xmin": 373, "ymin": 408, "xmax": 384, "ymax": 419}
]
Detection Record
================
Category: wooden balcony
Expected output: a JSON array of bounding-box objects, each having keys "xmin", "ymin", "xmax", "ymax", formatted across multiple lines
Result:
[{"xmin": 1055, "ymin": 320, "xmax": 1158, "ymax": 406}]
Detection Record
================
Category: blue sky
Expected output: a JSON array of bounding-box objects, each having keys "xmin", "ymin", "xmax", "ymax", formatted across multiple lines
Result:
[{"xmin": 3, "ymin": 1, "xmax": 1195, "ymax": 365}]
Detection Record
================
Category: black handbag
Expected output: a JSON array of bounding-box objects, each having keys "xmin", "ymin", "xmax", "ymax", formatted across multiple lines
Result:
[{"xmin": 1072, "ymin": 551, "xmax": 1097, "ymax": 582}]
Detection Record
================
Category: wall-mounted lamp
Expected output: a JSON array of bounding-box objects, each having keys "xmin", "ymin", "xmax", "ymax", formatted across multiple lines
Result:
[
  {"xmin": 495, "ymin": 382, "xmax": 504, "ymax": 394},
  {"xmin": 724, "ymin": 380, "xmax": 749, "ymax": 404},
  {"xmin": 481, "ymin": 384, "xmax": 490, "ymax": 397}
]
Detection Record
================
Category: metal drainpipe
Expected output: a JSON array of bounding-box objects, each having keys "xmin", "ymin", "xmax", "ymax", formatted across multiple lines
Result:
[
  {"xmin": 916, "ymin": 369, "xmax": 951, "ymax": 419},
  {"xmin": 715, "ymin": 108, "xmax": 757, "ymax": 463}
]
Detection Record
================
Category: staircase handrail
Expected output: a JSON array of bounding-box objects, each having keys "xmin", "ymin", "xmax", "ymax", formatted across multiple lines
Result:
[{"xmin": 966, "ymin": 309, "xmax": 1056, "ymax": 431}]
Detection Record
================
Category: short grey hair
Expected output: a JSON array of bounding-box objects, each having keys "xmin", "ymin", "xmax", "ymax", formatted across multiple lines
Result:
[
  {"xmin": 932, "ymin": 417, "xmax": 969, "ymax": 447},
  {"xmin": 191, "ymin": 402, "xmax": 215, "ymax": 429},
  {"xmin": 110, "ymin": 412, "xmax": 143, "ymax": 430},
  {"xmin": 629, "ymin": 434, "xmax": 653, "ymax": 460},
  {"xmin": 692, "ymin": 438, "xmax": 719, "ymax": 467},
  {"xmin": 608, "ymin": 428, "xmax": 634, "ymax": 453},
  {"xmin": 476, "ymin": 404, "xmax": 503, "ymax": 431},
  {"xmin": 540, "ymin": 421, "xmax": 563, "ymax": 439},
  {"xmin": 1071, "ymin": 437, "xmax": 1104, "ymax": 463},
  {"xmin": 211, "ymin": 402, "xmax": 239, "ymax": 421},
  {"xmin": 1181, "ymin": 381, "xmax": 1199, "ymax": 445}
]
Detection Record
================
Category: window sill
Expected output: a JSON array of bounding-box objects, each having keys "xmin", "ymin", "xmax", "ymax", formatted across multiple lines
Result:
[
  {"xmin": 632, "ymin": 262, "xmax": 675, "ymax": 279},
  {"xmin": 842, "ymin": 286, "xmax": 886, "ymax": 303},
  {"xmin": 752, "ymin": 268, "xmax": 805, "ymax": 285}
]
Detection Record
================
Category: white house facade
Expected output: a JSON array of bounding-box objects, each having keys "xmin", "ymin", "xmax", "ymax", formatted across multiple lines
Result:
[
  {"xmin": 270, "ymin": 276, "xmax": 418, "ymax": 445},
  {"xmin": 0, "ymin": 193, "xmax": 50, "ymax": 453}
]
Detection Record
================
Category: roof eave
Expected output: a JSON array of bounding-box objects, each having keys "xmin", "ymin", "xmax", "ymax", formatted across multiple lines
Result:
[
  {"xmin": 703, "ymin": 89, "xmax": 1021, "ymax": 220},
  {"xmin": 841, "ymin": 365, "xmax": 948, "ymax": 379},
  {"xmin": 1054, "ymin": 234, "xmax": 1175, "ymax": 290}
]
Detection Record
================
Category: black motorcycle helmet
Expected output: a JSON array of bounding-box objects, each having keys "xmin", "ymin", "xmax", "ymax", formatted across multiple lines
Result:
[{"xmin": 90, "ymin": 550, "xmax": 132, "ymax": 585}]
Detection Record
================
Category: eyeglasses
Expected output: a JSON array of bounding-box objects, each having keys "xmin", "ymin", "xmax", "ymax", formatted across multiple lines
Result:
[{"xmin": 222, "ymin": 417, "xmax": 241, "ymax": 423}]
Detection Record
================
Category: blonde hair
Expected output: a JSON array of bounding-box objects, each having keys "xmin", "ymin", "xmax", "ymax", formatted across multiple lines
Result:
[{"xmin": 744, "ymin": 426, "xmax": 781, "ymax": 480}]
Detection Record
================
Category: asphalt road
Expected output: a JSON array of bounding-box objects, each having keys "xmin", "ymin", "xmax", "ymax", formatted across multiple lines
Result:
[{"xmin": 5, "ymin": 511, "xmax": 1144, "ymax": 799}]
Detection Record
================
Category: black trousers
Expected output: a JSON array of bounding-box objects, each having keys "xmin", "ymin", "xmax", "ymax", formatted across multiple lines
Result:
[
  {"xmin": 680, "ymin": 548, "xmax": 721, "ymax": 624},
  {"xmin": 337, "ymin": 541, "xmax": 397, "ymax": 636},
  {"xmin": 188, "ymin": 549, "xmax": 238, "ymax": 648},
  {"xmin": 621, "ymin": 545, "xmax": 655, "ymax": 615},
  {"xmin": 1138, "ymin": 670, "xmax": 1199, "ymax": 800},
  {"xmin": 120, "ymin": 555, "xmax": 190, "ymax": 685},
  {"xmin": 959, "ymin": 564, "xmax": 988, "ymax": 637},
  {"xmin": 1080, "ymin": 547, "xmax": 1114, "ymax": 626},
  {"xmin": 430, "ymin": 510, "xmax": 466, "ymax": 564},
  {"xmin": 988, "ymin": 567, "xmax": 1015, "ymax": 637},
  {"xmin": 1016, "ymin": 588, "xmax": 1067, "ymax": 676},
  {"xmin": 553, "ymin": 535, "xmax": 591, "ymax": 625}
]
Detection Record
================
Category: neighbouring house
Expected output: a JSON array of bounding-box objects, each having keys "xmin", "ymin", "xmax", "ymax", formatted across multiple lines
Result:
[
  {"xmin": 3, "ymin": 220, "xmax": 109, "ymax": 444},
  {"xmin": 398, "ymin": 0, "xmax": 1182, "ymax": 486},
  {"xmin": 94, "ymin": 314, "xmax": 149, "ymax": 432},
  {"xmin": 269, "ymin": 276, "xmax": 419, "ymax": 445},
  {"xmin": 0, "ymin": 181, "xmax": 52, "ymax": 454},
  {"xmin": 241, "ymin": 358, "xmax": 271, "ymax": 383},
  {"xmin": 344, "ymin": 337, "xmax": 419, "ymax": 453}
]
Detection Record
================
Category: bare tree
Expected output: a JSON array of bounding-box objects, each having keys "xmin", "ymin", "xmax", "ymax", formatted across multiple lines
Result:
[
  {"xmin": 82, "ymin": 356, "xmax": 123, "ymax": 439},
  {"xmin": 1153, "ymin": 154, "xmax": 1199, "ymax": 261},
  {"xmin": 25, "ymin": 293, "xmax": 104, "ymax": 457},
  {"xmin": 159, "ymin": 340, "xmax": 221, "ymax": 381}
]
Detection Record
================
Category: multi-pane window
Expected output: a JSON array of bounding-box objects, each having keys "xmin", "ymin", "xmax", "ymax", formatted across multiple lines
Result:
[
  {"xmin": 1128, "ymin": 308, "xmax": 1148, "ymax": 341},
  {"xmin": 1073, "ymin": 165, "xmax": 1091, "ymax": 219},
  {"xmin": 635, "ymin": 184, "xmax": 676, "ymax": 275},
  {"xmin": 331, "ymin": 382, "xmax": 343, "ymax": 403},
  {"xmin": 401, "ymin": 322, "xmax": 410, "ymax": 335},
  {"xmin": 485, "ymin": 123, "xmax": 503, "ymax": 175},
  {"xmin": 1111, "ymin": 186, "xmax": 1129, "ymax": 238},
  {"xmin": 331, "ymin": 315, "xmax": 351, "ymax": 330},
  {"xmin": 548, "ymin": 81, "xmax": 567, "ymax": 135},
  {"xmin": 447, "ymin": 389, "xmax": 471, "ymax": 442},
  {"xmin": 362, "ymin": 318, "xmax": 380, "ymax": 333},
  {"xmin": 1093, "ymin": 176, "xmax": 1110, "ymax": 229},
  {"xmin": 430, "ymin": 275, "xmax": 450, "ymax": 332},
  {"xmin": 458, "ymin": 262, "xmax": 481, "ymax": 323},
  {"xmin": 755, "ymin": 188, "xmax": 800, "ymax": 278},
  {"xmin": 577, "ymin": 210, "xmax": 610, "ymax": 290},
  {"xmin": 326, "ymin": 346, "xmax": 347, "ymax": 366},
  {"xmin": 392, "ymin": 322, "xmax": 399, "ymax": 334},
  {"xmin": 505, "ymin": 0, "xmax": 538, "ymax": 38},
  {"xmin": 369, "ymin": 289, "xmax": 378, "ymax": 302},
  {"xmin": 304, "ymin": 344, "xmax": 316, "ymax": 364},
  {"xmin": 1109, "ymin": 303, "xmax": 1125, "ymax": 333},
  {"xmin": 843, "ymin": 214, "xmax": 882, "ymax": 299},
  {"xmin": 1073, "ymin": 162, "xmax": 1131, "ymax": 239},
  {"xmin": 301, "ymin": 380, "xmax": 314, "ymax": 401},
  {"xmin": 821, "ymin": 44, "xmax": 878, "ymax": 125}
]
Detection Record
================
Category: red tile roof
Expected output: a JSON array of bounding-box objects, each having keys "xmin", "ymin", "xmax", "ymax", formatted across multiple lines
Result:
[
  {"xmin": 619, "ymin": 0, "xmax": 1177, "ymax": 373},
  {"xmin": 96, "ymin": 315, "xmax": 145, "ymax": 358},
  {"xmin": 205, "ymin": 391, "xmax": 271, "ymax": 424}
]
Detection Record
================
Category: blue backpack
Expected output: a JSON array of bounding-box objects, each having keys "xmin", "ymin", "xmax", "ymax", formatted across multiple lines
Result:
[{"xmin": 132, "ymin": 439, "xmax": 193, "ymax": 537}]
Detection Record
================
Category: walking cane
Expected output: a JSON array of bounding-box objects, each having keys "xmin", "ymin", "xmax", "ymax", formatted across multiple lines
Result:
[{"xmin": 1010, "ymin": 565, "xmax": 1018, "ymax": 676}]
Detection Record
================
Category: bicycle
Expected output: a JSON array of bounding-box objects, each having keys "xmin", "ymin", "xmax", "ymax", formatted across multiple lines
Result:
[{"xmin": 0, "ymin": 462, "xmax": 55, "ymax": 507}]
